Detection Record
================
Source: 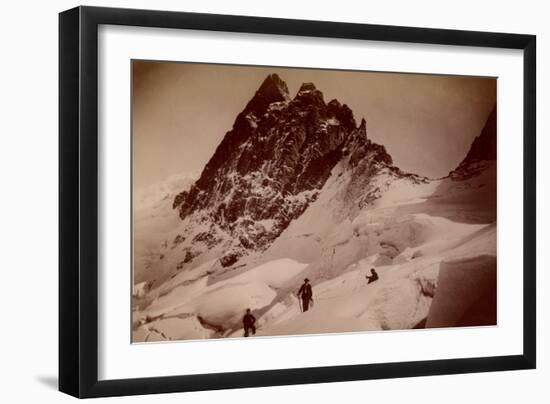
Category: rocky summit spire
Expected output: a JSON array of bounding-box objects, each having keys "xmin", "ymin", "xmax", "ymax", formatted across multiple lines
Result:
[
  {"xmin": 327, "ymin": 99, "xmax": 356, "ymax": 131},
  {"xmin": 298, "ymin": 82, "xmax": 317, "ymax": 93},
  {"xmin": 259, "ymin": 73, "xmax": 289, "ymax": 96},
  {"xmin": 294, "ymin": 82, "xmax": 325, "ymax": 106},
  {"xmin": 244, "ymin": 73, "xmax": 290, "ymax": 115},
  {"xmin": 359, "ymin": 118, "xmax": 367, "ymax": 131}
]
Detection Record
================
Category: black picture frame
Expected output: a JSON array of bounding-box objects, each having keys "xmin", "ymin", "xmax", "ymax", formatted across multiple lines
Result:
[{"xmin": 59, "ymin": 5, "xmax": 536, "ymax": 398}]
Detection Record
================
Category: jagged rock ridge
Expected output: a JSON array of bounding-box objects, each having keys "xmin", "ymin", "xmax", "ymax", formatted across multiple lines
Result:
[{"xmin": 172, "ymin": 74, "xmax": 395, "ymax": 266}]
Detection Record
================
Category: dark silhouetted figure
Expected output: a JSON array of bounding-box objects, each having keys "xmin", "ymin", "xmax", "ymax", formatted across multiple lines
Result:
[
  {"xmin": 298, "ymin": 278, "xmax": 313, "ymax": 312},
  {"xmin": 366, "ymin": 268, "xmax": 379, "ymax": 284},
  {"xmin": 243, "ymin": 308, "xmax": 256, "ymax": 337}
]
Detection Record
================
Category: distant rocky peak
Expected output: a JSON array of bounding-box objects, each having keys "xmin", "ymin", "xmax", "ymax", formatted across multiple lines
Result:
[
  {"xmin": 326, "ymin": 99, "xmax": 357, "ymax": 131},
  {"xmin": 298, "ymin": 82, "xmax": 317, "ymax": 93},
  {"xmin": 259, "ymin": 73, "xmax": 290, "ymax": 97},
  {"xmin": 327, "ymin": 99, "xmax": 341, "ymax": 109},
  {"xmin": 294, "ymin": 82, "xmax": 325, "ymax": 105},
  {"xmin": 245, "ymin": 73, "xmax": 291, "ymax": 115}
]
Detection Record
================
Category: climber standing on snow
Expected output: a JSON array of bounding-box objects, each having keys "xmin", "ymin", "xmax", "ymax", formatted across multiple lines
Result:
[
  {"xmin": 243, "ymin": 308, "xmax": 256, "ymax": 337},
  {"xmin": 366, "ymin": 268, "xmax": 379, "ymax": 284},
  {"xmin": 297, "ymin": 278, "xmax": 314, "ymax": 312}
]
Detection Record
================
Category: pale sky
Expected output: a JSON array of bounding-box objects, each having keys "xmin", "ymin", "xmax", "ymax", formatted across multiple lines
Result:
[{"xmin": 133, "ymin": 61, "xmax": 496, "ymax": 190}]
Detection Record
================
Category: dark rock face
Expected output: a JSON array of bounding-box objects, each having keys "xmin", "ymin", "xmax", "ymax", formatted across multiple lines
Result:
[
  {"xmin": 451, "ymin": 106, "xmax": 496, "ymax": 178},
  {"xmin": 173, "ymin": 74, "xmax": 393, "ymax": 265}
]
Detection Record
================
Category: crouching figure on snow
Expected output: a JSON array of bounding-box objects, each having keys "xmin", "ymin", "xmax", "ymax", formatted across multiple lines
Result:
[{"xmin": 366, "ymin": 268, "xmax": 379, "ymax": 284}]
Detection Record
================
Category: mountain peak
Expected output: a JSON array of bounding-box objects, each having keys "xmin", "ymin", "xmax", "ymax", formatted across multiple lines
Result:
[
  {"xmin": 294, "ymin": 81, "xmax": 325, "ymax": 106},
  {"xmin": 173, "ymin": 75, "xmax": 396, "ymax": 267},
  {"xmin": 258, "ymin": 73, "xmax": 288, "ymax": 94},
  {"xmin": 244, "ymin": 73, "xmax": 290, "ymax": 114},
  {"xmin": 298, "ymin": 82, "xmax": 317, "ymax": 92},
  {"xmin": 258, "ymin": 73, "xmax": 289, "ymax": 96}
]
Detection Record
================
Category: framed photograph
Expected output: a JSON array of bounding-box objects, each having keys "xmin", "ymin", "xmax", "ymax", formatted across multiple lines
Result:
[{"xmin": 59, "ymin": 6, "xmax": 536, "ymax": 398}]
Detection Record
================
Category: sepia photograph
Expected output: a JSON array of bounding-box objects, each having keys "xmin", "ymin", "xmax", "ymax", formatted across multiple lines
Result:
[{"xmin": 131, "ymin": 61, "xmax": 497, "ymax": 343}]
